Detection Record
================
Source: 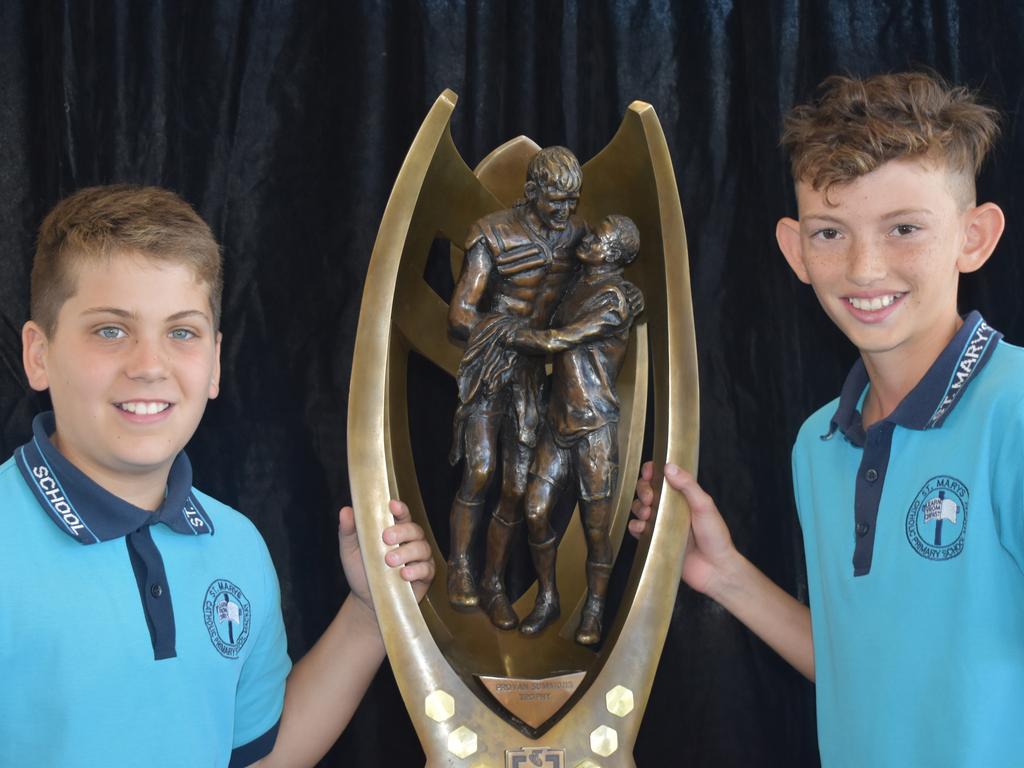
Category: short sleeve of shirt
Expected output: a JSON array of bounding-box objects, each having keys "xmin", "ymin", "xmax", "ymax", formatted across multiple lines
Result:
[
  {"xmin": 791, "ymin": 407, "xmax": 827, "ymax": 531},
  {"xmin": 229, "ymin": 531, "xmax": 292, "ymax": 767},
  {"xmin": 791, "ymin": 445, "xmax": 804, "ymax": 527}
]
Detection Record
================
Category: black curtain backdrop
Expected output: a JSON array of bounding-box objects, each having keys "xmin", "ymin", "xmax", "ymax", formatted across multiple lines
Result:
[{"xmin": 2, "ymin": 2, "xmax": 1022, "ymax": 766}]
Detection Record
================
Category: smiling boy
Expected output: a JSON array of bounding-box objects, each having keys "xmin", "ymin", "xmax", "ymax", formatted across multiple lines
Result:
[
  {"xmin": 0, "ymin": 186, "xmax": 434, "ymax": 767},
  {"xmin": 631, "ymin": 73, "xmax": 1021, "ymax": 765}
]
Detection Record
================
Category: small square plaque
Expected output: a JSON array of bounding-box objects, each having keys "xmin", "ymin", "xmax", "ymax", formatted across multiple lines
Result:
[{"xmin": 506, "ymin": 747, "xmax": 565, "ymax": 767}]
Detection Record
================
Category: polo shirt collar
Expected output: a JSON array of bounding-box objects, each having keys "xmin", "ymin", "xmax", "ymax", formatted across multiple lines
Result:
[
  {"xmin": 824, "ymin": 311, "xmax": 1002, "ymax": 446},
  {"xmin": 15, "ymin": 411, "xmax": 215, "ymax": 545}
]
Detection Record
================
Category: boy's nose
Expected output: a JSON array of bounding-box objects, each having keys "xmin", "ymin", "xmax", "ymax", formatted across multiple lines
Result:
[
  {"xmin": 124, "ymin": 337, "xmax": 168, "ymax": 381},
  {"xmin": 845, "ymin": 239, "xmax": 887, "ymax": 285}
]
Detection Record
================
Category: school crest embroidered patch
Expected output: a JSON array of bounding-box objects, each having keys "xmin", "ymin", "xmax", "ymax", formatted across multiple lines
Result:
[
  {"xmin": 906, "ymin": 476, "xmax": 968, "ymax": 561},
  {"xmin": 203, "ymin": 579, "xmax": 252, "ymax": 658}
]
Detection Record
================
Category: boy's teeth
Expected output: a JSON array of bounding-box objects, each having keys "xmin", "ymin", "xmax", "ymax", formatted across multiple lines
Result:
[
  {"xmin": 119, "ymin": 402, "xmax": 169, "ymax": 415},
  {"xmin": 849, "ymin": 294, "xmax": 900, "ymax": 311}
]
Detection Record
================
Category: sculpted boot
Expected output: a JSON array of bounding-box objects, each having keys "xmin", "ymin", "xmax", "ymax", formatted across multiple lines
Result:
[
  {"xmin": 479, "ymin": 514, "xmax": 520, "ymax": 630},
  {"xmin": 448, "ymin": 498, "xmax": 482, "ymax": 608},
  {"xmin": 520, "ymin": 537, "xmax": 560, "ymax": 636},
  {"xmin": 575, "ymin": 561, "xmax": 612, "ymax": 646}
]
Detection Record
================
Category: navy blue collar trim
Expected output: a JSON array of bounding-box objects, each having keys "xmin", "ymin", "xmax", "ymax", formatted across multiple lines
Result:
[
  {"xmin": 824, "ymin": 312, "xmax": 1002, "ymax": 445},
  {"xmin": 14, "ymin": 412, "xmax": 215, "ymax": 544}
]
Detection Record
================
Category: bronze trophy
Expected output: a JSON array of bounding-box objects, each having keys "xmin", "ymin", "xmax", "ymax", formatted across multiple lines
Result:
[{"xmin": 349, "ymin": 90, "xmax": 698, "ymax": 767}]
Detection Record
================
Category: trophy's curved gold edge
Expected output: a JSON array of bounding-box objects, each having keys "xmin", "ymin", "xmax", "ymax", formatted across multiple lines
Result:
[
  {"xmin": 348, "ymin": 90, "xmax": 503, "ymax": 757},
  {"xmin": 626, "ymin": 98, "xmax": 654, "ymax": 115},
  {"xmin": 637, "ymin": 100, "xmax": 700, "ymax": 474}
]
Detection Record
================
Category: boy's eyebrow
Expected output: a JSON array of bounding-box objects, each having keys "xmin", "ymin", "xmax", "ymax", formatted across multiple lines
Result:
[
  {"xmin": 880, "ymin": 207, "xmax": 934, "ymax": 219},
  {"xmin": 800, "ymin": 213, "xmax": 846, "ymax": 225},
  {"xmin": 81, "ymin": 307, "xmax": 211, "ymax": 323},
  {"xmin": 165, "ymin": 309, "xmax": 211, "ymax": 323},
  {"xmin": 801, "ymin": 207, "xmax": 935, "ymax": 224},
  {"xmin": 81, "ymin": 307, "xmax": 136, "ymax": 319}
]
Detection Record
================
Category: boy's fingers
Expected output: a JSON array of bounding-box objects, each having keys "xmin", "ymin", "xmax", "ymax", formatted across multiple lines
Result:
[
  {"xmin": 635, "ymin": 461, "xmax": 655, "ymax": 505},
  {"xmin": 636, "ymin": 480, "xmax": 654, "ymax": 505},
  {"xmin": 628, "ymin": 519, "xmax": 647, "ymax": 537},
  {"xmin": 388, "ymin": 499, "xmax": 411, "ymax": 523},
  {"xmin": 338, "ymin": 506, "xmax": 357, "ymax": 538},
  {"xmin": 664, "ymin": 467, "xmax": 717, "ymax": 514},
  {"xmin": 400, "ymin": 560, "xmax": 435, "ymax": 583},
  {"xmin": 630, "ymin": 498, "xmax": 651, "ymax": 521},
  {"xmin": 662, "ymin": 463, "xmax": 694, "ymax": 491},
  {"xmin": 383, "ymin": 521, "xmax": 424, "ymax": 546},
  {"xmin": 383, "ymin": 500, "xmax": 420, "ymax": 544},
  {"xmin": 385, "ymin": 539, "xmax": 433, "ymax": 568}
]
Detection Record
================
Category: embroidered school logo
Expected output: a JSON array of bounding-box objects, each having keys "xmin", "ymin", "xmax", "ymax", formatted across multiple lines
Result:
[
  {"xmin": 905, "ymin": 476, "xmax": 968, "ymax": 561},
  {"xmin": 203, "ymin": 579, "xmax": 252, "ymax": 658}
]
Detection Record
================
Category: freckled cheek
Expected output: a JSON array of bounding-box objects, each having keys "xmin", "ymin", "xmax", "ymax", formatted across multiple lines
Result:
[{"xmin": 805, "ymin": 259, "xmax": 847, "ymax": 287}]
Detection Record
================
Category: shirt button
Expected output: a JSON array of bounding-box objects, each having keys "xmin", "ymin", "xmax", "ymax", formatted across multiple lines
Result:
[
  {"xmin": 865, "ymin": 468, "xmax": 879, "ymax": 482},
  {"xmin": 150, "ymin": 584, "xmax": 163, "ymax": 598},
  {"xmin": 856, "ymin": 522, "xmax": 870, "ymax": 537}
]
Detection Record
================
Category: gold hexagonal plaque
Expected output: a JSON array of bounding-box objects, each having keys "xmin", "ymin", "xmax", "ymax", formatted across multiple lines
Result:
[
  {"xmin": 604, "ymin": 686, "xmax": 635, "ymax": 718},
  {"xmin": 425, "ymin": 689, "xmax": 455, "ymax": 723},
  {"xmin": 589, "ymin": 726, "xmax": 618, "ymax": 758},
  {"xmin": 448, "ymin": 725, "xmax": 479, "ymax": 759}
]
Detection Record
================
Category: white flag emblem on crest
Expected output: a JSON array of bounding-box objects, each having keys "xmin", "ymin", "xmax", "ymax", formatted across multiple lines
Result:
[
  {"xmin": 217, "ymin": 599, "xmax": 241, "ymax": 625},
  {"xmin": 924, "ymin": 497, "xmax": 958, "ymax": 525}
]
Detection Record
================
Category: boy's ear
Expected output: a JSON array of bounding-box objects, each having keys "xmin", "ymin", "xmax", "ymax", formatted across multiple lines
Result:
[
  {"xmin": 958, "ymin": 202, "xmax": 1005, "ymax": 274},
  {"xmin": 21, "ymin": 321, "xmax": 50, "ymax": 392},
  {"xmin": 776, "ymin": 217, "xmax": 811, "ymax": 284},
  {"xmin": 208, "ymin": 331, "xmax": 223, "ymax": 399}
]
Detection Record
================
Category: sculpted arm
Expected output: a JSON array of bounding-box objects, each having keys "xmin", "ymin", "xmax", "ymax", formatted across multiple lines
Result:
[
  {"xmin": 511, "ymin": 288, "xmax": 631, "ymax": 354},
  {"xmin": 448, "ymin": 241, "xmax": 492, "ymax": 341}
]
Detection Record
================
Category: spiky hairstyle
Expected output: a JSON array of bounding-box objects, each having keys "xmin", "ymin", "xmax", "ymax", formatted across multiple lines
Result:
[{"xmin": 781, "ymin": 72, "xmax": 1000, "ymax": 203}]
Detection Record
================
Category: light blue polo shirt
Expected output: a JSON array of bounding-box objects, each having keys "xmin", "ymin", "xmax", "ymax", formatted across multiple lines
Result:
[
  {"xmin": 793, "ymin": 313, "xmax": 1024, "ymax": 767},
  {"xmin": 0, "ymin": 412, "xmax": 291, "ymax": 768}
]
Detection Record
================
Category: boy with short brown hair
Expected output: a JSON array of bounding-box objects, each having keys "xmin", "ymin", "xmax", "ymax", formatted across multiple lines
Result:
[
  {"xmin": 0, "ymin": 184, "xmax": 434, "ymax": 768},
  {"xmin": 633, "ymin": 72, "xmax": 1019, "ymax": 766}
]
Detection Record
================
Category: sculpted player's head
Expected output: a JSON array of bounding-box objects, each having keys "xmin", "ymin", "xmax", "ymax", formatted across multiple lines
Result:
[
  {"xmin": 774, "ymin": 72, "xmax": 1005, "ymax": 359},
  {"xmin": 524, "ymin": 146, "xmax": 582, "ymax": 231},
  {"xmin": 577, "ymin": 214, "xmax": 640, "ymax": 268},
  {"xmin": 22, "ymin": 185, "xmax": 224, "ymax": 485}
]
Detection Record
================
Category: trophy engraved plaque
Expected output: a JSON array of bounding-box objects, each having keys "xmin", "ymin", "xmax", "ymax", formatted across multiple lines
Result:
[{"xmin": 349, "ymin": 90, "xmax": 698, "ymax": 766}]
